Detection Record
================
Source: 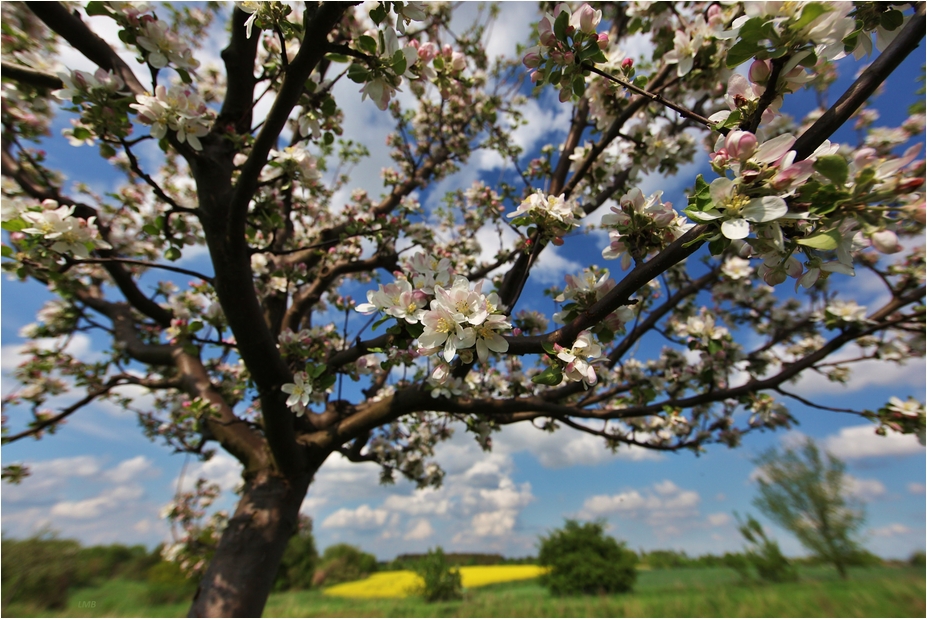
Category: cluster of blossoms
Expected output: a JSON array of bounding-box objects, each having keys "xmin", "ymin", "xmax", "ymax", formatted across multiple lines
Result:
[
  {"xmin": 553, "ymin": 267, "xmax": 635, "ymax": 343},
  {"xmin": 135, "ymin": 17, "xmax": 200, "ymax": 72},
  {"xmin": 354, "ymin": 253, "xmax": 511, "ymax": 380},
  {"xmin": 6, "ymin": 199, "xmax": 110, "ymax": 260},
  {"xmin": 522, "ymin": 3, "xmax": 607, "ymax": 102},
  {"xmin": 53, "ymin": 68, "xmax": 132, "ymax": 148},
  {"xmin": 130, "ymin": 84, "xmax": 213, "ymax": 150},
  {"xmin": 601, "ymin": 188, "xmax": 692, "ymax": 269},
  {"xmin": 553, "ymin": 330, "xmax": 606, "ymax": 387},
  {"xmin": 260, "ymin": 146, "xmax": 321, "ymax": 184},
  {"xmin": 507, "ymin": 190, "xmax": 584, "ymax": 244},
  {"xmin": 160, "ymin": 478, "xmax": 227, "ymax": 577}
]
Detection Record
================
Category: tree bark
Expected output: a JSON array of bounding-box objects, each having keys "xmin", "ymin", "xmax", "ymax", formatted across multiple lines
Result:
[{"xmin": 188, "ymin": 468, "xmax": 315, "ymax": 617}]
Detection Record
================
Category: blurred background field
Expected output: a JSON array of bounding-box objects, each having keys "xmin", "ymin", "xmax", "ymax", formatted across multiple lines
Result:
[{"xmin": 4, "ymin": 561, "xmax": 923, "ymax": 617}]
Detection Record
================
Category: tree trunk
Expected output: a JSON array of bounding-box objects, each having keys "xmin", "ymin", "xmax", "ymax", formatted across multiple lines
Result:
[{"xmin": 188, "ymin": 469, "xmax": 313, "ymax": 617}]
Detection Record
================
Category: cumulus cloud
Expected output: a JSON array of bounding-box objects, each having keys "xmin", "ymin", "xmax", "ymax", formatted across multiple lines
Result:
[
  {"xmin": 822, "ymin": 425, "xmax": 924, "ymax": 459},
  {"xmin": 578, "ymin": 479, "xmax": 701, "ymax": 526},
  {"xmin": 494, "ymin": 422, "xmax": 663, "ymax": 469},
  {"xmin": 707, "ymin": 513, "xmax": 731, "ymax": 526},
  {"xmin": 321, "ymin": 505, "xmax": 389, "ymax": 530},
  {"xmin": 404, "ymin": 518, "xmax": 434, "ymax": 541},
  {"xmin": 845, "ymin": 475, "xmax": 886, "ymax": 501},
  {"xmin": 907, "ymin": 482, "xmax": 925, "ymax": 494},
  {"xmin": 179, "ymin": 452, "xmax": 243, "ymax": 493},
  {"xmin": 106, "ymin": 456, "xmax": 158, "ymax": 484},
  {"xmin": 50, "ymin": 484, "xmax": 145, "ymax": 519},
  {"xmin": 870, "ymin": 523, "xmax": 912, "ymax": 537}
]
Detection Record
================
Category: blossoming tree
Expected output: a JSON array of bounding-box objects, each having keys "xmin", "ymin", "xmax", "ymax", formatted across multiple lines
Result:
[{"xmin": 2, "ymin": 1, "xmax": 925, "ymax": 615}]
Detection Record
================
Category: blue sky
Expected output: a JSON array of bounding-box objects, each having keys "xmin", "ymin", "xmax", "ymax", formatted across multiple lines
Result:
[{"xmin": 2, "ymin": 3, "xmax": 924, "ymax": 562}]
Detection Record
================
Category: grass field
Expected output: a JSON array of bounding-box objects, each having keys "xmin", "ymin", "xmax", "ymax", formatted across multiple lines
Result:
[{"xmin": 6, "ymin": 565, "xmax": 924, "ymax": 617}]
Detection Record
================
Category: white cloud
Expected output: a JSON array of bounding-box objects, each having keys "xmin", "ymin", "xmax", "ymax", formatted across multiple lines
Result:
[
  {"xmin": 822, "ymin": 425, "xmax": 925, "ymax": 459},
  {"xmin": 179, "ymin": 452, "xmax": 243, "ymax": 493},
  {"xmin": 907, "ymin": 482, "xmax": 925, "ymax": 494},
  {"xmin": 578, "ymin": 479, "xmax": 701, "ymax": 526},
  {"xmin": 789, "ymin": 347, "xmax": 925, "ymax": 397},
  {"xmin": 106, "ymin": 456, "xmax": 158, "ymax": 484},
  {"xmin": 707, "ymin": 512, "xmax": 730, "ymax": 526},
  {"xmin": 470, "ymin": 509, "xmax": 517, "ymax": 537},
  {"xmin": 50, "ymin": 484, "xmax": 144, "ymax": 519},
  {"xmin": 321, "ymin": 504, "xmax": 389, "ymax": 530},
  {"xmin": 870, "ymin": 523, "xmax": 912, "ymax": 537},
  {"xmin": 403, "ymin": 518, "xmax": 434, "ymax": 541},
  {"xmin": 494, "ymin": 422, "xmax": 663, "ymax": 468},
  {"xmin": 383, "ymin": 490, "xmax": 449, "ymax": 516},
  {"xmin": 845, "ymin": 475, "xmax": 886, "ymax": 500}
]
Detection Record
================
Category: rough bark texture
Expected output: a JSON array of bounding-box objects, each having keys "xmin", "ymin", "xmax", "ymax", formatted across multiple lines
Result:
[{"xmin": 188, "ymin": 469, "xmax": 315, "ymax": 617}]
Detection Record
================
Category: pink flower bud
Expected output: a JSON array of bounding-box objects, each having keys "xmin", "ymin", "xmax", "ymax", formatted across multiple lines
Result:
[
  {"xmin": 710, "ymin": 148, "xmax": 730, "ymax": 168},
  {"xmin": 552, "ymin": 236, "xmax": 564, "ymax": 246},
  {"xmin": 562, "ymin": 51, "xmax": 574, "ymax": 65},
  {"xmin": 598, "ymin": 32, "xmax": 610, "ymax": 50},
  {"xmin": 530, "ymin": 70, "xmax": 542, "ymax": 84},
  {"xmin": 724, "ymin": 130, "xmax": 757, "ymax": 162},
  {"xmin": 749, "ymin": 59, "xmax": 771, "ymax": 85},
  {"xmin": 621, "ymin": 57, "xmax": 633, "ymax": 70},
  {"xmin": 899, "ymin": 177, "xmax": 925, "ymax": 192},
  {"xmin": 576, "ymin": 4, "xmax": 601, "ymax": 34},
  {"xmin": 523, "ymin": 52, "xmax": 542, "ymax": 69},
  {"xmin": 870, "ymin": 229, "xmax": 902, "ymax": 254}
]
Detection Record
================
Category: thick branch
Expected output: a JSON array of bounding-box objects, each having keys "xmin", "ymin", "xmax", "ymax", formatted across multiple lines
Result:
[
  {"xmin": 26, "ymin": 2, "xmax": 146, "ymax": 96},
  {"xmin": 0, "ymin": 61, "xmax": 64, "ymax": 90},
  {"xmin": 228, "ymin": 3, "xmax": 351, "ymax": 239},
  {"xmin": 505, "ymin": 224, "xmax": 708, "ymax": 354},
  {"xmin": 792, "ymin": 4, "xmax": 926, "ymax": 161}
]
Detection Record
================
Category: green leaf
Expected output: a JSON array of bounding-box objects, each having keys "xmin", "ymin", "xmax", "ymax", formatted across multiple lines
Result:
[
  {"xmin": 142, "ymin": 223, "xmax": 160, "ymax": 236},
  {"xmin": 541, "ymin": 342, "xmax": 557, "ymax": 356},
  {"xmin": 813, "ymin": 155, "xmax": 849, "ymax": 186},
  {"xmin": 553, "ymin": 10, "xmax": 570, "ymax": 42},
  {"xmin": 880, "ymin": 9, "xmax": 904, "ymax": 31},
  {"xmin": 572, "ymin": 74, "xmax": 586, "ymax": 98},
  {"xmin": 391, "ymin": 49, "xmax": 407, "ymax": 76},
  {"xmin": 1, "ymin": 244, "xmax": 13, "ymax": 257},
  {"xmin": 309, "ymin": 363, "xmax": 327, "ymax": 378},
  {"xmin": 404, "ymin": 322, "xmax": 424, "ymax": 339},
  {"xmin": 176, "ymin": 68, "xmax": 192, "ymax": 85},
  {"xmin": 323, "ymin": 132, "xmax": 334, "ymax": 146},
  {"xmin": 85, "ymin": 1, "xmax": 111, "ymax": 17},
  {"xmin": 325, "ymin": 53, "xmax": 349, "ymax": 63},
  {"xmin": 164, "ymin": 247, "xmax": 182, "ymax": 261},
  {"xmin": 726, "ymin": 40, "xmax": 762, "ymax": 68},
  {"xmin": 317, "ymin": 374, "xmax": 337, "ymax": 391},
  {"xmin": 792, "ymin": 3, "xmax": 830, "ymax": 33},
  {"xmin": 357, "ymin": 35, "xmax": 378, "ymax": 55},
  {"xmin": 796, "ymin": 228, "xmax": 841, "ymax": 250},
  {"xmin": 708, "ymin": 236, "xmax": 731, "ymax": 256},
  {"xmin": 369, "ymin": 3, "xmax": 388, "ymax": 25},
  {"xmin": 321, "ymin": 97, "xmax": 337, "ymax": 116},
  {"xmin": 548, "ymin": 68, "xmax": 562, "ymax": 86},
  {"xmin": 737, "ymin": 17, "xmax": 771, "ymax": 44},
  {"xmin": 531, "ymin": 365, "xmax": 563, "ymax": 386},
  {"xmin": 346, "ymin": 63, "xmax": 369, "ymax": 83},
  {"xmin": 2, "ymin": 219, "xmax": 26, "ymax": 232},
  {"xmin": 189, "ymin": 321, "xmax": 204, "ymax": 333},
  {"xmin": 99, "ymin": 143, "xmax": 117, "ymax": 158}
]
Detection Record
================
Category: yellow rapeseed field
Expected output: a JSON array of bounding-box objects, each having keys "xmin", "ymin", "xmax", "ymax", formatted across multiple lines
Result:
[{"xmin": 323, "ymin": 565, "xmax": 546, "ymax": 598}]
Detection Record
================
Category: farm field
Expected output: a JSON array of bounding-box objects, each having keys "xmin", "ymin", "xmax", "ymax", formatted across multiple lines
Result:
[{"xmin": 5, "ymin": 565, "xmax": 924, "ymax": 618}]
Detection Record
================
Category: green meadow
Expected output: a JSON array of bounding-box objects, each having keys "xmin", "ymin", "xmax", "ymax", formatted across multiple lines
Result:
[{"xmin": 7, "ymin": 565, "xmax": 924, "ymax": 618}]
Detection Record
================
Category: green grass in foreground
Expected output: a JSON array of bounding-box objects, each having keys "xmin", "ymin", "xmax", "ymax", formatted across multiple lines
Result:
[{"xmin": 6, "ymin": 565, "xmax": 924, "ymax": 618}]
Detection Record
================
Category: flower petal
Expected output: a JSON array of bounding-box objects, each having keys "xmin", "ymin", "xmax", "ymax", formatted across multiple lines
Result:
[
  {"xmin": 743, "ymin": 196, "xmax": 787, "ymax": 222},
  {"xmin": 721, "ymin": 218, "xmax": 750, "ymax": 239}
]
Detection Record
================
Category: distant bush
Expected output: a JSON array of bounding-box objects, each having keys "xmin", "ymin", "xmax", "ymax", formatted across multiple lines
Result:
[
  {"xmin": 1, "ymin": 532, "xmax": 81, "ymax": 611},
  {"xmin": 274, "ymin": 517, "xmax": 318, "ymax": 591},
  {"xmin": 414, "ymin": 547, "xmax": 463, "ymax": 602},
  {"xmin": 736, "ymin": 514, "xmax": 797, "ymax": 583},
  {"xmin": 908, "ymin": 550, "xmax": 925, "ymax": 567},
  {"xmin": 538, "ymin": 520, "xmax": 637, "ymax": 596},
  {"xmin": 314, "ymin": 543, "xmax": 378, "ymax": 586},
  {"xmin": 145, "ymin": 560, "xmax": 197, "ymax": 605},
  {"xmin": 76, "ymin": 543, "xmax": 159, "ymax": 583}
]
